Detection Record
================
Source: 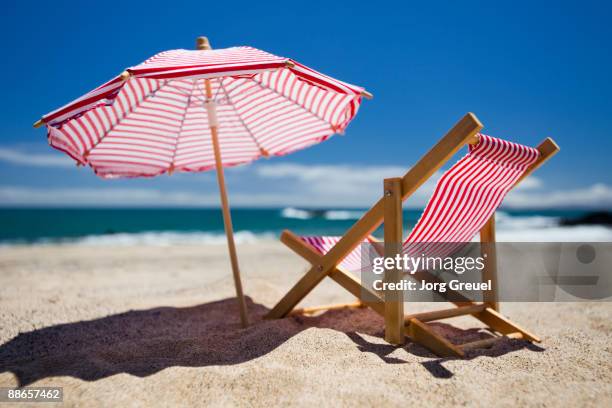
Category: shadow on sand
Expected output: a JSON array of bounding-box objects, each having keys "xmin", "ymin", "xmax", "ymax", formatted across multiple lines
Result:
[
  {"xmin": 346, "ymin": 323, "xmax": 545, "ymax": 378},
  {"xmin": 0, "ymin": 298, "xmax": 544, "ymax": 385}
]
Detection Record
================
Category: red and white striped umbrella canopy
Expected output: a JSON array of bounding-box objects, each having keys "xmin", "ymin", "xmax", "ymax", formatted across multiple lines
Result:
[{"xmin": 38, "ymin": 44, "xmax": 369, "ymax": 178}]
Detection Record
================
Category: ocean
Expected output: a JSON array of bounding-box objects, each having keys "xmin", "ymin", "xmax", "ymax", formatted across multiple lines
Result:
[{"xmin": 0, "ymin": 208, "xmax": 610, "ymax": 246}]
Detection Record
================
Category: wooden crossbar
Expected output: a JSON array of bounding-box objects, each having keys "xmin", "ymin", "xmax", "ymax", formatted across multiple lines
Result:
[
  {"xmin": 516, "ymin": 137, "xmax": 560, "ymax": 185},
  {"xmin": 288, "ymin": 301, "xmax": 364, "ymax": 316},
  {"xmin": 404, "ymin": 304, "xmax": 487, "ymax": 324},
  {"xmin": 280, "ymin": 230, "xmax": 322, "ymax": 265},
  {"xmin": 407, "ymin": 318, "xmax": 465, "ymax": 357},
  {"xmin": 459, "ymin": 332, "xmax": 523, "ymax": 351},
  {"xmin": 475, "ymin": 307, "xmax": 541, "ymax": 342}
]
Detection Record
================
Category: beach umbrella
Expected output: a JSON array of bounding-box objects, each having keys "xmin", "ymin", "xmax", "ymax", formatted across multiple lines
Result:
[{"xmin": 33, "ymin": 36, "xmax": 371, "ymax": 327}]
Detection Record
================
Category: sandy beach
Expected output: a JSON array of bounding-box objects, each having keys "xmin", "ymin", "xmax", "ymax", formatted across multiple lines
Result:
[{"xmin": 0, "ymin": 241, "xmax": 610, "ymax": 407}]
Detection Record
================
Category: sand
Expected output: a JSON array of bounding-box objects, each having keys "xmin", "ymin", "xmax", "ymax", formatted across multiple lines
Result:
[{"xmin": 0, "ymin": 242, "xmax": 610, "ymax": 407}]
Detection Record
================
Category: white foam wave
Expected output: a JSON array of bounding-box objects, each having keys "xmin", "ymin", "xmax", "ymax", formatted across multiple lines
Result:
[
  {"xmin": 281, "ymin": 207, "xmax": 364, "ymax": 220},
  {"xmin": 280, "ymin": 207, "xmax": 313, "ymax": 219},
  {"xmin": 323, "ymin": 210, "xmax": 364, "ymax": 220},
  {"xmin": 495, "ymin": 211, "xmax": 559, "ymax": 230},
  {"xmin": 0, "ymin": 231, "xmax": 277, "ymax": 247},
  {"xmin": 1, "ymin": 212, "xmax": 610, "ymax": 248},
  {"xmin": 496, "ymin": 225, "xmax": 612, "ymax": 242}
]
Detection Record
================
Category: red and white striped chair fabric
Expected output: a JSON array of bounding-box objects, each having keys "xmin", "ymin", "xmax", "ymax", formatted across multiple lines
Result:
[
  {"xmin": 403, "ymin": 134, "xmax": 539, "ymax": 258},
  {"xmin": 300, "ymin": 135, "xmax": 540, "ymax": 272},
  {"xmin": 42, "ymin": 46, "xmax": 364, "ymax": 178}
]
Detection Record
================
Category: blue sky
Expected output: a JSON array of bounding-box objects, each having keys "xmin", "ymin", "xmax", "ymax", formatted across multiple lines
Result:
[{"xmin": 0, "ymin": 0, "xmax": 610, "ymax": 208}]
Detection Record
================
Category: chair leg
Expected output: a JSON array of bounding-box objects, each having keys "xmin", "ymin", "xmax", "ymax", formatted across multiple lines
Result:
[
  {"xmin": 383, "ymin": 178, "xmax": 405, "ymax": 344},
  {"xmin": 480, "ymin": 215, "xmax": 499, "ymax": 311}
]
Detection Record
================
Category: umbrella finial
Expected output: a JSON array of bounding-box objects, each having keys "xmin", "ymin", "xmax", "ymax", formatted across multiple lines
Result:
[{"xmin": 196, "ymin": 37, "xmax": 212, "ymax": 50}]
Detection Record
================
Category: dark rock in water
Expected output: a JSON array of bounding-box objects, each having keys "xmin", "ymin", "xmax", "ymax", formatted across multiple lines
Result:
[
  {"xmin": 560, "ymin": 211, "xmax": 612, "ymax": 226},
  {"xmin": 310, "ymin": 209, "xmax": 327, "ymax": 218}
]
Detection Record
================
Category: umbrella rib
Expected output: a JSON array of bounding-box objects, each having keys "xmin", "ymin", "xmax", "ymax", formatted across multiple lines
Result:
[
  {"xmin": 83, "ymin": 78, "xmax": 169, "ymax": 160},
  {"xmin": 172, "ymin": 82, "xmax": 206, "ymax": 102},
  {"xmin": 167, "ymin": 79, "xmax": 198, "ymax": 173},
  {"xmin": 248, "ymin": 74, "xmax": 343, "ymax": 130},
  {"xmin": 194, "ymin": 79, "xmax": 265, "ymax": 155},
  {"xmin": 218, "ymin": 80, "xmax": 267, "ymax": 155}
]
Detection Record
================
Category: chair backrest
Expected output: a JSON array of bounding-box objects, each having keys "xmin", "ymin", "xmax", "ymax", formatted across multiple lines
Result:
[
  {"xmin": 285, "ymin": 114, "xmax": 557, "ymax": 276},
  {"xmin": 403, "ymin": 134, "xmax": 540, "ymax": 256}
]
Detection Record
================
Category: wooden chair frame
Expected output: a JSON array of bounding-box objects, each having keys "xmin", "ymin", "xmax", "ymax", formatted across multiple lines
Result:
[{"xmin": 266, "ymin": 113, "xmax": 560, "ymax": 357}]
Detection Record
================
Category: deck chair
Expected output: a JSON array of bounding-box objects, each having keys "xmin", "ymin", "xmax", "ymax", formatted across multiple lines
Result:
[{"xmin": 266, "ymin": 113, "xmax": 560, "ymax": 357}]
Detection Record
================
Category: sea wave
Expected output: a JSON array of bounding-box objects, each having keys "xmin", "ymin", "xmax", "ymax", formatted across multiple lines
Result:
[
  {"xmin": 280, "ymin": 207, "xmax": 313, "ymax": 220},
  {"xmin": 0, "ymin": 231, "xmax": 277, "ymax": 247},
  {"xmin": 496, "ymin": 225, "xmax": 612, "ymax": 242},
  {"xmin": 280, "ymin": 207, "xmax": 364, "ymax": 220},
  {"xmin": 495, "ymin": 211, "xmax": 559, "ymax": 230},
  {"xmin": 1, "ymin": 211, "xmax": 610, "ymax": 247},
  {"xmin": 323, "ymin": 210, "xmax": 364, "ymax": 220}
]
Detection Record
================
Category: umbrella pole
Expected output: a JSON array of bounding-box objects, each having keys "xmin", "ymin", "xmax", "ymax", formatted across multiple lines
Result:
[{"xmin": 198, "ymin": 37, "xmax": 249, "ymax": 328}]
